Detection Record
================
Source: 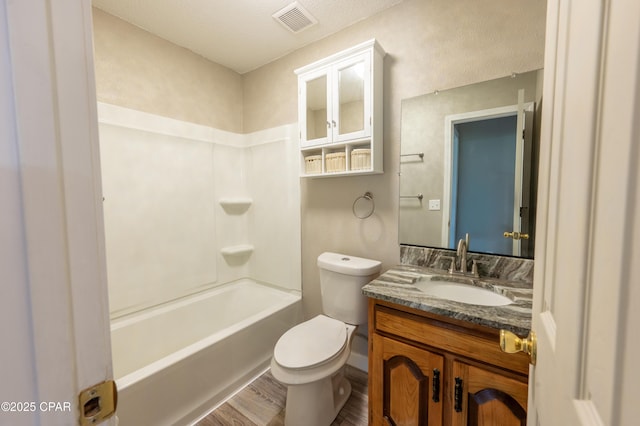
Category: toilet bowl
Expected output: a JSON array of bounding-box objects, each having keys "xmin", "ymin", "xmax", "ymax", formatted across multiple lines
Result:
[
  {"xmin": 270, "ymin": 252, "xmax": 381, "ymax": 426},
  {"xmin": 270, "ymin": 315, "xmax": 356, "ymax": 426}
]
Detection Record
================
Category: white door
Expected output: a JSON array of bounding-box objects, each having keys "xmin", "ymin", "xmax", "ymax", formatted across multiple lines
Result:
[
  {"xmin": 2, "ymin": 1, "xmax": 115, "ymax": 425},
  {"xmin": 528, "ymin": 0, "xmax": 640, "ymax": 424}
]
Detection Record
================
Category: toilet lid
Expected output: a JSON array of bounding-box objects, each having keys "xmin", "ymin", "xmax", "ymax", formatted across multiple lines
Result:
[{"xmin": 274, "ymin": 315, "xmax": 347, "ymax": 369}]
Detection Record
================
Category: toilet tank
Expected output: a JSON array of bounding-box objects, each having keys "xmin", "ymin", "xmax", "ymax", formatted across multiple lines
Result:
[{"xmin": 317, "ymin": 252, "xmax": 381, "ymax": 325}]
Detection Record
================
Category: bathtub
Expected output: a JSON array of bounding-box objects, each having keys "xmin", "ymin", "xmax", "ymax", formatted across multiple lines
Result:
[{"xmin": 110, "ymin": 279, "xmax": 301, "ymax": 425}]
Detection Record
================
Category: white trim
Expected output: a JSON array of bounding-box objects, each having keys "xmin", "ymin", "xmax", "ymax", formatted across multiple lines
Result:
[
  {"xmin": 347, "ymin": 351, "xmax": 368, "ymax": 373},
  {"xmin": 98, "ymin": 102, "xmax": 243, "ymax": 146},
  {"xmin": 98, "ymin": 102, "xmax": 295, "ymax": 148},
  {"xmin": 512, "ymin": 90, "xmax": 526, "ymax": 256},
  {"xmin": 244, "ymin": 123, "xmax": 296, "ymax": 147},
  {"xmin": 294, "ymin": 38, "xmax": 385, "ymax": 75},
  {"xmin": 573, "ymin": 401, "xmax": 605, "ymax": 426}
]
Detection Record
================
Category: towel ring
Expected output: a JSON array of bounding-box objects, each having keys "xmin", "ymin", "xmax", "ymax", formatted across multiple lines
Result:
[{"xmin": 353, "ymin": 192, "xmax": 375, "ymax": 219}]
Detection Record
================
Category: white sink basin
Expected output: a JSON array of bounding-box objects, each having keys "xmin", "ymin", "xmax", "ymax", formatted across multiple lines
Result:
[{"xmin": 414, "ymin": 277, "xmax": 513, "ymax": 306}]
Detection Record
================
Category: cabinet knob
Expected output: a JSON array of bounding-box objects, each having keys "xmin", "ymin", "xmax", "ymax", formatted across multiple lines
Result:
[{"xmin": 500, "ymin": 330, "xmax": 537, "ymax": 365}]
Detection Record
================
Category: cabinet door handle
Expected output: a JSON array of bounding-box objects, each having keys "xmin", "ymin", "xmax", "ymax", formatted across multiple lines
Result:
[
  {"xmin": 454, "ymin": 377, "xmax": 463, "ymax": 412},
  {"xmin": 432, "ymin": 369, "xmax": 440, "ymax": 403}
]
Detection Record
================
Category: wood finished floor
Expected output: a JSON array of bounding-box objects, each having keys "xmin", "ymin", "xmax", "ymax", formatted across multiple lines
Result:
[{"xmin": 196, "ymin": 366, "xmax": 368, "ymax": 426}]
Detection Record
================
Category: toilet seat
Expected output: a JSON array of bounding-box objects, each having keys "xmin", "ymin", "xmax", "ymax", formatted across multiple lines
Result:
[{"xmin": 274, "ymin": 315, "xmax": 347, "ymax": 370}]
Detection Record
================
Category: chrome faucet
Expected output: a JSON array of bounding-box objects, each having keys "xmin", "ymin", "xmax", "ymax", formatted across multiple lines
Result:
[
  {"xmin": 457, "ymin": 237, "xmax": 468, "ymax": 274},
  {"xmin": 446, "ymin": 233, "xmax": 479, "ymax": 277}
]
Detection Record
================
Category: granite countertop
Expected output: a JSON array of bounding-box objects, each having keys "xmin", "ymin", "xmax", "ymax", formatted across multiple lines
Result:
[{"xmin": 362, "ymin": 264, "xmax": 533, "ymax": 336}]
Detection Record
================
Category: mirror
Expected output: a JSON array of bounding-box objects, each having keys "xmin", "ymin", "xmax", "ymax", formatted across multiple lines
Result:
[
  {"xmin": 338, "ymin": 62, "xmax": 365, "ymax": 135},
  {"xmin": 305, "ymin": 75, "xmax": 327, "ymax": 140},
  {"xmin": 399, "ymin": 70, "xmax": 543, "ymax": 258}
]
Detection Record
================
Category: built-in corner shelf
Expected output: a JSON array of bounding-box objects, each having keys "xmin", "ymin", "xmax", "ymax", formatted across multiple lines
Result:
[
  {"xmin": 219, "ymin": 197, "xmax": 252, "ymax": 214},
  {"xmin": 220, "ymin": 244, "xmax": 254, "ymax": 257}
]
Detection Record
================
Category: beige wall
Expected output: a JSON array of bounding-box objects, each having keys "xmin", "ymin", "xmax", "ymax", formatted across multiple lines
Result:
[
  {"xmin": 92, "ymin": 8, "xmax": 243, "ymax": 133},
  {"xmin": 243, "ymin": 0, "xmax": 546, "ymax": 318},
  {"xmin": 92, "ymin": 0, "xmax": 547, "ymax": 320}
]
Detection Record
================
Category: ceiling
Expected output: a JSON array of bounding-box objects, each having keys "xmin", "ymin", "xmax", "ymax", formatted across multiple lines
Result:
[{"xmin": 92, "ymin": 0, "xmax": 404, "ymax": 74}]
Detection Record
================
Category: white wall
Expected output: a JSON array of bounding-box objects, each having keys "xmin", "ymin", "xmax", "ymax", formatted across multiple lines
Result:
[
  {"xmin": 245, "ymin": 126, "xmax": 301, "ymax": 291},
  {"xmin": 98, "ymin": 103, "xmax": 300, "ymax": 318}
]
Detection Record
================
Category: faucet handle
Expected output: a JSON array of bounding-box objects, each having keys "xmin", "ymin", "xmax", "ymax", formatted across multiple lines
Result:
[
  {"xmin": 442, "ymin": 256, "xmax": 456, "ymax": 274},
  {"xmin": 471, "ymin": 260, "xmax": 479, "ymax": 278}
]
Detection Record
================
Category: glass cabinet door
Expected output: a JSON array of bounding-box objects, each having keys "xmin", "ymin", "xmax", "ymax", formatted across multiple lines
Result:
[
  {"xmin": 304, "ymin": 75, "xmax": 328, "ymax": 143},
  {"xmin": 333, "ymin": 53, "xmax": 371, "ymax": 142}
]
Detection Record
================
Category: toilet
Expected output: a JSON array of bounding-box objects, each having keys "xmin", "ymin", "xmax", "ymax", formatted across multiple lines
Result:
[{"xmin": 271, "ymin": 252, "xmax": 381, "ymax": 426}]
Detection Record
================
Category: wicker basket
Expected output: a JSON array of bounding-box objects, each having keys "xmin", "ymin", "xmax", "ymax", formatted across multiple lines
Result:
[
  {"xmin": 350, "ymin": 148, "xmax": 371, "ymax": 171},
  {"xmin": 325, "ymin": 152, "xmax": 346, "ymax": 173},
  {"xmin": 304, "ymin": 155, "xmax": 322, "ymax": 174}
]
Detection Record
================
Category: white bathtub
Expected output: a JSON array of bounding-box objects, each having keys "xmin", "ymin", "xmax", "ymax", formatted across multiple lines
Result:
[{"xmin": 111, "ymin": 279, "xmax": 301, "ymax": 425}]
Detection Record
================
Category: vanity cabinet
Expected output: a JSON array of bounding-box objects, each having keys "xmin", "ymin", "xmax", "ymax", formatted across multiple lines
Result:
[
  {"xmin": 372, "ymin": 334, "xmax": 445, "ymax": 424},
  {"xmin": 369, "ymin": 299, "xmax": 529, "ymax": 425},
  {"xmin": 295, "ymin": 39, "xmax": 385, "ymax": 177},
  {"xmin": 451, "ymin": 361, "xmax": 528, "ymax": 425}
]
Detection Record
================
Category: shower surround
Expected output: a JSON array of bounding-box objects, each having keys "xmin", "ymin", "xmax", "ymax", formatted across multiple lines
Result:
[{"xmin": 98, "ymin": 103, "xmax": 302, "ymax": 425}]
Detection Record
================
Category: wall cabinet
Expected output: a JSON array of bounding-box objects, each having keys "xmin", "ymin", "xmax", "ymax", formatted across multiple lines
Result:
[
  {"xmin": 295, "ymin": 39, "xmax": 385, "ymax": 177},
  {"xmin": 369, "ymin": 299, "xmax": 529, "ymax": 425}
]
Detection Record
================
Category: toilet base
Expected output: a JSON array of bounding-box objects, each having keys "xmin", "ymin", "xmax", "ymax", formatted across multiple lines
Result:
[{"xmin": 284, "ymin": 368, "xmax": 352, "ymax": 426}]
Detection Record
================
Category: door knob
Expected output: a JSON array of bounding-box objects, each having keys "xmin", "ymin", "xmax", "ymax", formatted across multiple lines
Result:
[
  {"xmin": 500, "ymin": 330, "xmax": 537, "ymax": 365},
  {"xmin": 503, "ymin": 231, "xmax": 530, "ymax": 240}
]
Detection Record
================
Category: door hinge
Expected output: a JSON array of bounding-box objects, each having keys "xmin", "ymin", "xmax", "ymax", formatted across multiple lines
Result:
[{"xmin": 78, "ymin": 380, "xmax": 117, "ymax": 425}]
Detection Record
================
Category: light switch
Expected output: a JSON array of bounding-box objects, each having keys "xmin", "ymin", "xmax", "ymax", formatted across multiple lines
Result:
[{"xmin": 429, "ymin": 199, "xmax": 441, "ymax": 211}]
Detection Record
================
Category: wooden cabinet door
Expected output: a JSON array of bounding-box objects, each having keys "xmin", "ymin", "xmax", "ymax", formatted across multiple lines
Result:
[
  {"xmin": 451, "ymin": 361, "xmax": 527, "ymax": 426},
  {"xmin": 370, "ymin": 334, "xmax": 444, "ymax": 425}
]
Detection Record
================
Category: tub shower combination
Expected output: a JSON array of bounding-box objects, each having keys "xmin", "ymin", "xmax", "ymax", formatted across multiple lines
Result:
[
  {"xmin": 98, "ymin": 104, "xmax": 301, "ymax": 425},
  {"xmin": 111, "ymin": 280, "xmax": 300, "ymax": 425}
]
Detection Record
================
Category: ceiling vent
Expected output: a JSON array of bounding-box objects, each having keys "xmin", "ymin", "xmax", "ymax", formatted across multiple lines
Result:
[{"xmin": 273, "ymin": 1, "xmax": 318, "ymax": 33}]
